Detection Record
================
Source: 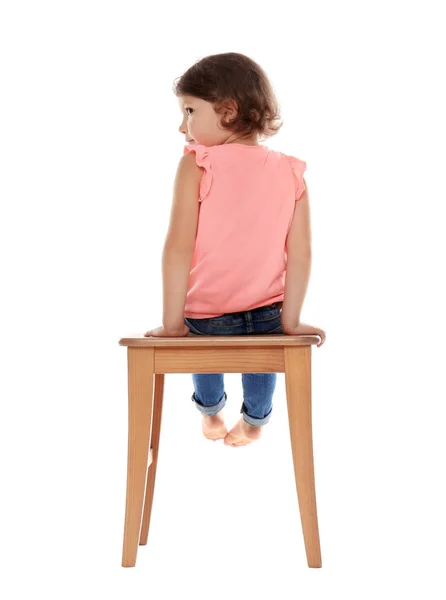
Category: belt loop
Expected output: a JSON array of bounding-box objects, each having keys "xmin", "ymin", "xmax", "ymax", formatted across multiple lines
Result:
[{"xmin": 244, "ymin": 310, "xmax": 255, "ymax": 334}]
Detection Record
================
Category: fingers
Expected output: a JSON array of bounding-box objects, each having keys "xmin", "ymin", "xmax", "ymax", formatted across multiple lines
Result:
[{"xmin": 317, "ymin": 330, "xmax": 326, "ymax": 347}]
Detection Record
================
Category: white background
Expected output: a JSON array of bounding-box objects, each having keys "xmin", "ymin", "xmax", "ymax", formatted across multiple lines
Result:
[{"xmin": 1, "ymin": 1, "xmax": 445, "ymax": 598}]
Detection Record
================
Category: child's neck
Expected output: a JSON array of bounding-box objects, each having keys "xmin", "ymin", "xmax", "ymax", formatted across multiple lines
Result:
[{"xmin": 223, "ymin": 133, "xmax": 260, "ymax": 146}]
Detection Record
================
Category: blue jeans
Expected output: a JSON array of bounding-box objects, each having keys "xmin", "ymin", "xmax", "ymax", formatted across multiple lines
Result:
[{"xmin": 184, "ymin": 302, "xmax": 283, "ymax": 427}]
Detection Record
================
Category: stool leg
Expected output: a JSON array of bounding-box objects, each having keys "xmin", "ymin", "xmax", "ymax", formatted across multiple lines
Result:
[
  {"xmin": 140, "ymin": 373, "xmax": 165, "ymax": 546},
  {"xmin": 284, "ymin": 346, "xmax": 322, "ymax": 568},
  {"xmin": 122, "ymin": 347, "xmax": 155, "ymax": 567}
]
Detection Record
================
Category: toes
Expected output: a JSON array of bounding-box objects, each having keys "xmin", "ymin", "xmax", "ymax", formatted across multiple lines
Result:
[
  {"xmin": 204, "ymin": 428, "xmax": 228, "ymax": 441},
  {"xmin": 224, "ymin": 434, "xmax": 248, "ymax": 446}
]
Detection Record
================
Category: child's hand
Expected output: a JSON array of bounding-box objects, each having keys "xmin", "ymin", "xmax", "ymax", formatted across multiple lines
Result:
[
  {"xmin": 144, "ymin": 324, "xmax": 191, "ymax": 337},
  {"xmin": 281, "ymin": 321, "xmax": 326, "ymax": 347}
]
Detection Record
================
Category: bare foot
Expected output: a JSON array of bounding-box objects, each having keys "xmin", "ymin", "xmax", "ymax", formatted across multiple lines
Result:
[
  {"xmin": 224, "ymin": 417, "xmax": 263, "ymax": 447},
  {"xmin": 202, "ymin": 411, "xmax": 229, "ymax": 441}
]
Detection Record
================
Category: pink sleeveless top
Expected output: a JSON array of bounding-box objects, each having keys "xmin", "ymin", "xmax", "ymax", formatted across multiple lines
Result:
[{"xmin": 183, "ymin": 142, "xmax": 307, "ymax": 319}]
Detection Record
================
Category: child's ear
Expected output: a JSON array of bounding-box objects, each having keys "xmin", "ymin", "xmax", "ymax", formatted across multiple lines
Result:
[{"xmin": 222, "ymin": 99, "xmax": 239, "ymax": 121}]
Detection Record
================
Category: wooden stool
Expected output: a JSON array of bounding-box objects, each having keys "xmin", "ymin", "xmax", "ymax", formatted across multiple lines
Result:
[{"xmin": 118, "ymin": 333, "xmax": 322, "ymax": 568}]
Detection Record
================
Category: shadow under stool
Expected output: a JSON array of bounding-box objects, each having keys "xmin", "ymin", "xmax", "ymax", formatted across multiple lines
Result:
[{"xmin": 118, "ymin": 332, "xmax": 322, "ymax": 568}]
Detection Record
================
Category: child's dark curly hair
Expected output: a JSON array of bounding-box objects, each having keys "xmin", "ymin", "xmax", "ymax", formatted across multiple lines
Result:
[{"xmin": 172, "ymin": 52, "xmax": 283, "ymax": 142}]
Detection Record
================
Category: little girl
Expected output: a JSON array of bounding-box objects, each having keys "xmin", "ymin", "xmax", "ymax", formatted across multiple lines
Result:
[{"xmin": 144, "ymin": 52, "xmax": 326, "ymax": 447}]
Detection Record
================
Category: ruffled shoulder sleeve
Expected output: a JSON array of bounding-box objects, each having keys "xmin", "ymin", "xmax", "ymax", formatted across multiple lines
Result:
[
  {"xmin": 183, "ymin": 144, "xmax": 213, "ymax": 203},
  {"xmin": 285, "ymin": 154, "xmax": 307, "ymax": 201}
]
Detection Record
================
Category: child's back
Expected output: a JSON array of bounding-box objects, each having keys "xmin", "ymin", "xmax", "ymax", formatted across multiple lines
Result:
[{"xmin": 183, "ymin": 142, "xmax": 307, "ymax": 319}]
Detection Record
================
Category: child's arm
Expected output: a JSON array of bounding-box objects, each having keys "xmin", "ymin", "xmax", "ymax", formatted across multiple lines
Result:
[
  {"xmin": 281, "ymin": 178, "xmax": 312, "ymax": 332},
  {"xmin": 162, "ymin": 152, "xmax": 202, "ymax": 331},
  {"xmin": 162, "ymin": 247, "xmax": 194, "ymax": 331}
]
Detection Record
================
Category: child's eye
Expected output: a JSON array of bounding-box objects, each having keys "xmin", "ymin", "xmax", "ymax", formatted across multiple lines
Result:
[{"xmin": 185, "ymin": 107, "xmax": 194, "ymax": 115}]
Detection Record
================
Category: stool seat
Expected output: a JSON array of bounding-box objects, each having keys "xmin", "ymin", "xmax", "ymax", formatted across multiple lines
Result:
[
  {"xmin": 119, "ymin": 332, "xmax": 322, "ymax": 569},
  {"xmin": 119, "ymin": 333, "xmax": 320, "ymax": 348}
]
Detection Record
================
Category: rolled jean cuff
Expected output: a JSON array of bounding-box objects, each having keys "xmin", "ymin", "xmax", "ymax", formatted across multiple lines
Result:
[
  {"xmin": 240, "ymin": 403, "xmax": 273, "ymax": 427},
  {"xmin": 191, "ymin": 391, "xmax": 227, "ymax": 416}
]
